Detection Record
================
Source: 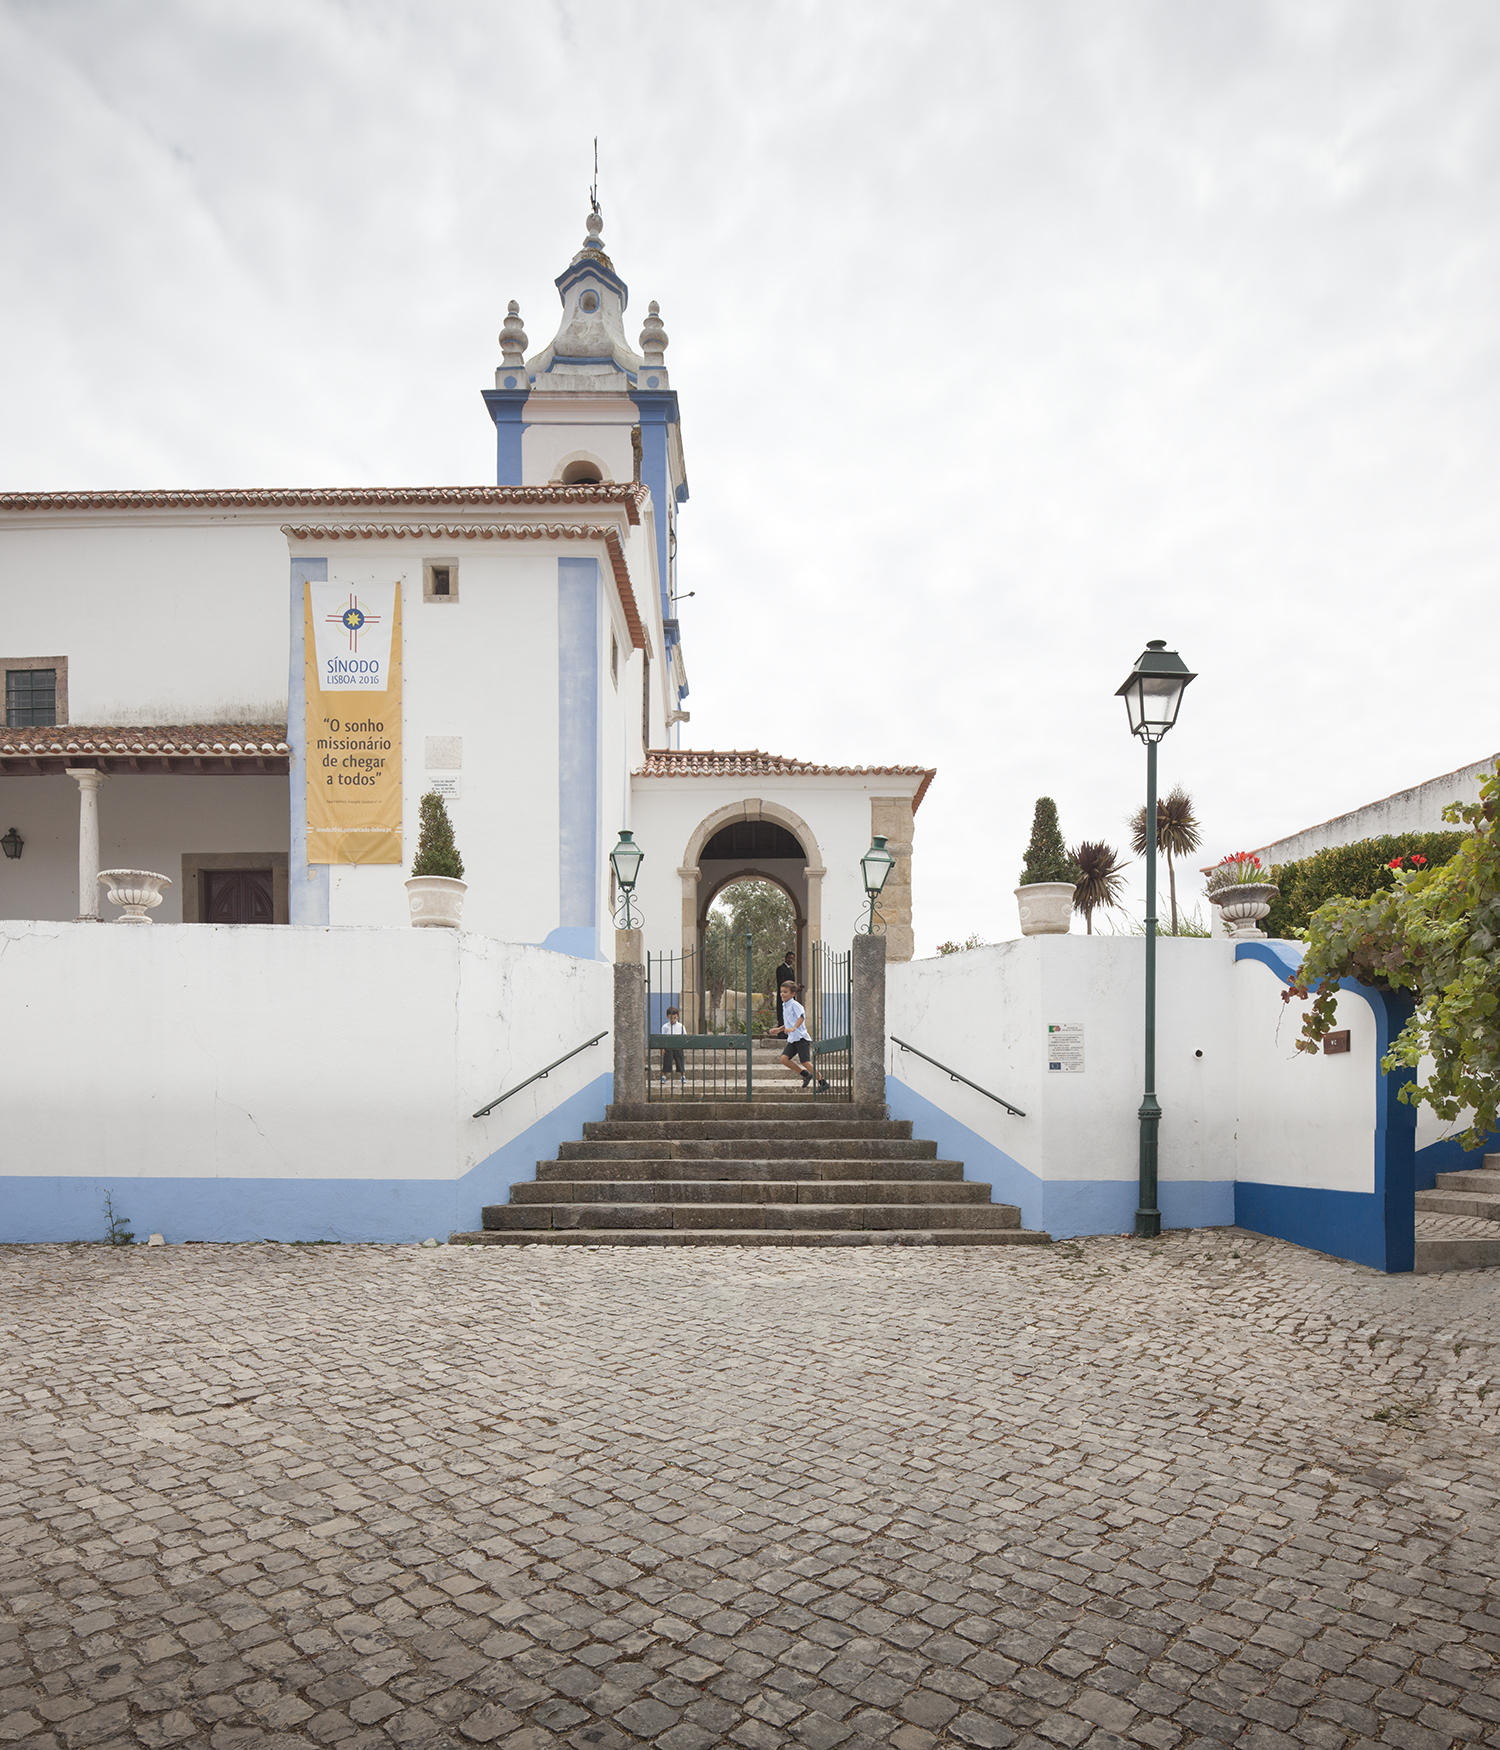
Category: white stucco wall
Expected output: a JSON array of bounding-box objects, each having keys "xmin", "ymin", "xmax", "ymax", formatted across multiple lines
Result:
[
  {"xmin": 0, "ymin": 520, "xmax": 290, "ymax": 724},
  {"xmin": 887, "ymin": 937, "xmax": 1241, "ymax": 1201},
  {"xmin": 0, "ymin": 920, "xmax": 611, "ymax": 1241},
  {"xmin": 1234, "ymin": 959, "xmax": 1376, "ymax": 1192},
  {"xmin": 0, "ymin": 773, "xmax": 289, "ymax": 923},
  {"xmin": 1255, "ymin": 753, "xmax": 1497, "ymax": 865}
]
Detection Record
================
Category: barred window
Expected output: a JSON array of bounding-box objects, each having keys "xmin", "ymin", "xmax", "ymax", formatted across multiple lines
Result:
[{"xmin": 6, "ymin": 667, "xmax": 56, "ymax": 727}]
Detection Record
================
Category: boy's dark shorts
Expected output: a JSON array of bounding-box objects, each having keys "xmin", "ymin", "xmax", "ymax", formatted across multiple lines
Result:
[{"xmin": 782, "ymin": 1038, "xmax": 812, "ymax": 1065}]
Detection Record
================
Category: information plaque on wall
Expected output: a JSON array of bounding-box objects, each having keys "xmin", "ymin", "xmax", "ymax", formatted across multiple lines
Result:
[
  {"xmin": 1047, "ymin": 1023, "xmax": 1084, "ymax": 1073},
  {"xmin": 304, "ymin": 581, "xmax": 403, "ymax": 864}
]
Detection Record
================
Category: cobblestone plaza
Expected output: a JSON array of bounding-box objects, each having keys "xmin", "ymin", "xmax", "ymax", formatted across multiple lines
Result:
[{"xmin": 3, "ymin": 1233, "xmax": 1498, "ymax": 1750}]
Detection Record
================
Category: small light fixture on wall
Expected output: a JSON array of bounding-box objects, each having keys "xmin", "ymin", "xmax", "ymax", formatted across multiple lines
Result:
[
  {"xmin": 858, "ymin": 835, "xmax": 895, "ymax": 934},
  {"xmin": 609, "ymin": 829, "xmax": 644, "ymax": 928},
  {"xmin": 1, "ymin": 826, "xmax": 22, "ymax": 861}
]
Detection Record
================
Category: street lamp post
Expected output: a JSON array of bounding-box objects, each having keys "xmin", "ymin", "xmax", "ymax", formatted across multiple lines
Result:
[
  {"xmin": 858, "ymin": 835, "xmax": 896, "ymax": 935},
  {"xmin": 1115, "ymin": 640, "xmax": 1196, "ymax": 1239}
]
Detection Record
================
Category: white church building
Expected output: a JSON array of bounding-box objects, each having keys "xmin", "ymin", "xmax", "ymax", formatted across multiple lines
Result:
[
  {"xmin": 0, "ymin": 209, "xmax": 931, "ymax": 964},
  {"xmin": 0, "ymin": 209, "xmax": 935, "ymax": 1245}
]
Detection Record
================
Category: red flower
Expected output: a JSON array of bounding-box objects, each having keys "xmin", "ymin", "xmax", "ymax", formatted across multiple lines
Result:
[
  {"xmin": 1411, "ymin": 854, "xmax": 1427, "ymax": 866},
  {"xmin": 1388, "ymin": 857, "xmax": 1403, "ymax": 869}
]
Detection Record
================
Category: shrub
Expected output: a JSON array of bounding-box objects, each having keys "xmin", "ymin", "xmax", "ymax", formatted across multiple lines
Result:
[
  {"xmin": 1020, "ymin": 797, "xmax": 1080, "ymax": 886},
  {"xmin": 1285, "ymin": 773, "xmax": 1498, "ymax": 1150},
  {"xmin": 1262, "ymin": 830, "xmax": 1464, "ymax": 939},
  {"xmin": 411, "ymin": 791, "xmax": 465, "ymax": 880},
  {"xmin": 936, "ymin": 934, "xmax": 987, "ymax": 956}
]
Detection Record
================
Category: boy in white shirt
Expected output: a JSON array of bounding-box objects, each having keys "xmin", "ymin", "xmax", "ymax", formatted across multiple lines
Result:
[
  {"xmin": 660, "ymin": 1007, "xmax": 686, "ymax": 1082},
  {"xmin": 770, "ymin": 982, "xmax": 828, "ymax": 1090}
]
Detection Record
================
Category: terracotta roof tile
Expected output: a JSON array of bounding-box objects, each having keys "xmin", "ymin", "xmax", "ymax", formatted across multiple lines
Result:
[
  {"xmin": 636, "ymin": 749, "xmax": 936, "ymax": 811},
  {"xmin": 0, "ymin": 724, "xmax": 290, "ymax": 776},
  {"xmin": 0, "ymin": 484, "xmax": 646, "ymax": 523}
]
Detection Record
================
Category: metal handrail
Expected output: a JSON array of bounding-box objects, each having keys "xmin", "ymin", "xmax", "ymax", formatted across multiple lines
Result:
[
  {"xmin": 890, "ymin": 1036, "xmax": 1026, "ymax": 1117},
  {"xmin": 472, "ymin": 1031, "xmax": 609, "ymax": 1118}
]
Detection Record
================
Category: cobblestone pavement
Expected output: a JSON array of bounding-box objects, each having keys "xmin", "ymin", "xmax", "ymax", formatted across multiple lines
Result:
[{"xmin": 3, "ymin": 1229, "xmax": 1500, "ymax": 1750}]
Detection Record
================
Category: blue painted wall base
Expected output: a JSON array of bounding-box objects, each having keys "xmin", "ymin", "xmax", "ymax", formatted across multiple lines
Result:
[
  {"xmin": 1, "ymin": 1074, "xmax": 612, "ymax": 1245},
  {"xmin": 884, "ymin": 1077, "xmax": 1233, "ymax": 1240}
]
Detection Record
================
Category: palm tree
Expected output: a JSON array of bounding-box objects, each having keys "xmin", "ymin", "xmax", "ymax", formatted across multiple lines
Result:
[
  {"xmin": 1071, "ymin": 840, "xmax": 1128, "ymax": 934},
  {"xmin": 1129, "ymin": 783, "xmax": 1202, "ymax": 936}
]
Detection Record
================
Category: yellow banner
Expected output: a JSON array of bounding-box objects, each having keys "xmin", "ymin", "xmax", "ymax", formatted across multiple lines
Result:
[{"xmin": 304, "ymin": 582, "xmax": 402, "ymax": 865}]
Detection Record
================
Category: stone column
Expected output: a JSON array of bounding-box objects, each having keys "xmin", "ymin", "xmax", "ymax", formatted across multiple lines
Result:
[
  {"xmin": 852, "ymin": 932, "xmax": 887, "ymax": 1107},
  {"xmin": 66, "ymin": 768, "xmax": 108, "ymax": 921},
  {"xmin": 803, "ymin": 865, "xmax": 825, "ymax": 948},
  {"xmin": 870, "ymin": 797, "xmax": 915, "ymax": 961},
  {"xmin": 613, "ymin": 928, "xmax": 646, "ymax": 1107},
  {"xmin": 677, "ymin": 865, "xmax": 699, "ymax": 1029}
]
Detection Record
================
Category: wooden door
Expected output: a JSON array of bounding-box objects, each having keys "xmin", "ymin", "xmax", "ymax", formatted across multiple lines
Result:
[{"xmin": 203, "ymin": 869, "xmax": 275, "ymax": 924}]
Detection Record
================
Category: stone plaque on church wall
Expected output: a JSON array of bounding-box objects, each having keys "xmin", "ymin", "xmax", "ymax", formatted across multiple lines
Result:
[{"xmin": 304, "ymin": 582, "xmax": 403, "ymax": 864}]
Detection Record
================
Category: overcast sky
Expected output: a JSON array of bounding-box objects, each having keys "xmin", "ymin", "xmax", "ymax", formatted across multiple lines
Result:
[{"xmin": 2, "ymin": 0, "xmax": 1496, "ymax": 953}]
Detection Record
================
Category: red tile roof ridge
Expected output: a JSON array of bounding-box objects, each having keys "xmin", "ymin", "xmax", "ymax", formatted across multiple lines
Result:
[
  {"xmin": 635, "ymin": 748, "xmax": 936, "ymax": 810},
  {"xmin": 0, "ymin": 483, "xmax": 647, "ymax": 525}
]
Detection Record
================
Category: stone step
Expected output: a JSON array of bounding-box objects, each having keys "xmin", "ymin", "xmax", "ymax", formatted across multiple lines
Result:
[
  {"xmin": 588, "ymin": 1116, "xmax": 911, "ymax": 1140},
  {"xmin": 451, "ymin": 1227, "xmax": 1052, "ymax": 1248},
  {"xmin": 1414, "ymin": 1189, "xmax": 1500, "ymax": 1221},
  {"xmin": 609, "ymin": 1101, "xmax": 887, "ymax": 1123},
  {"xmin": 560, "ymin": 1137, "xmax": 939, "ymax": 1162},
  {"xmin": 536, "ymin": 1157, "xmax": 966, "ymax": 1183},
  {"xmin": 511, "ymin": 1178, "xmax": 992, "ymax": 1205},
  {"xmin": 1433, "ymin": 1168, "xmax": 1500, "ymax": 1192},
  {"xmin": 482, "ymin": 1200, "xmax": 1023, "ymax": 1233},
  {"xmin": 1415, "ymin": 1234, "xmax": 1500, "ymax": 1273}
]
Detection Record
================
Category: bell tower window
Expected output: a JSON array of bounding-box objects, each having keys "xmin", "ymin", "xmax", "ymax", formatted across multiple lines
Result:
[{"xmin": 560, "ymin": 460, "xmax": 604, "ymax": 485}]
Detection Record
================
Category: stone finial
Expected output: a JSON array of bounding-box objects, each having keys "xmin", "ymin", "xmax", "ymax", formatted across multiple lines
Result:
[
  {"xmin": 584, "ymin": 210, "xmax": 605, "ymax": 252},
  {"xmin": 639, "ymin": 300, "xmax": 669, "ymax": 366},
  {"xmin": 499, "ymin": 300, "xmax": 528, "ymax": 367}
]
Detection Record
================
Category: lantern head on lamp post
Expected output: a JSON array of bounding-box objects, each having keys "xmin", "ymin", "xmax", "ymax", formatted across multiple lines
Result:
[
  {"xmin": 609, "ymin": 829, "xmax": 644, "ymax": 929},
  {"xmin": 1116, "ymin": 640, "xmax": 1195, "ymax": 1240},
  {"xmin": 858, "ymin": 835, "xmax": 896, "ymax": 935},
  {"xmin": 1, "ymin": 827, "xmax": 22, "ymax": 861}
]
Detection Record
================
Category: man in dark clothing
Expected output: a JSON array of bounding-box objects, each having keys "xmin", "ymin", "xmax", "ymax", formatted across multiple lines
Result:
[{"xmin": 774, "ymin": 950, "xmax": 796, "ymax": 1030}]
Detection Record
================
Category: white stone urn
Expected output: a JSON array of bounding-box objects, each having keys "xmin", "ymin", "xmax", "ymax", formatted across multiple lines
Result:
[
  {"xmin": 1210, "ymin": 882, "xmax": 1279, "ymax": 940},
  {"xmin": 1015, "ymin": 882, "xmax": 1075, "ymax": 936},
  {"xmin": 405, "ymin": 875, "xmax": 467, "ymax": 929},
  {"xmin": 97, "ymin": 869, "xmax": 172, "ymax": 924}
]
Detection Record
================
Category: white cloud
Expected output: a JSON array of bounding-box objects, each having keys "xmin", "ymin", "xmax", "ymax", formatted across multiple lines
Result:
[{"xmin": 2, "ymin": 0, "xmax": 1496, "ymax": 950}]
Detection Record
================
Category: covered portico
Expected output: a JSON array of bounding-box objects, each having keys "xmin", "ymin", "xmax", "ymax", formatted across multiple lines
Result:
[
  {"xmin": 629, "ymin": 749, "xmax": 935, "ymax": 968},
  {"xmin": 0, "ymin": 724, "xmax": 291, "ymax": 924}
]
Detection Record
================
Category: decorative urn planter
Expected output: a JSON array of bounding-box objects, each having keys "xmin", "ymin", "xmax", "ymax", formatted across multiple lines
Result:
[
  {"xmin": 97, "ymin": 869, "xmax": 172, "ymax": 924},
  {"xmin": 1015, "ymin": 882, "xmax": 1075, "ymax": 936},
  {"xmin": 1210, "ymin": 882, "xmax": 1279, "ymax": 940},
  {"xmin": 405, "ymin": 875, "xmax": 467, "ymax": 929}
]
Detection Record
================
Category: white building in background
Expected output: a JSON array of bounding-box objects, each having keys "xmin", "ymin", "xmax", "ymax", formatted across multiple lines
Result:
[
  {"xmin": 1251, "ymin": 752, "xmax": 1498, "ymax": 868},
  {"xmin": 0, "ymin": 209, "xmax": 933, "ymax": 963}
]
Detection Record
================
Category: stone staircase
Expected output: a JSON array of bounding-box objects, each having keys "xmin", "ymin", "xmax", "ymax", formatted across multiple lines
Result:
[
  {"xmin": 1414, "ymin": 1152, "xmax": 1500, "ymax": 1272},
  {"xmin": 452, "ymin": 1064, "xmax": 1051, "ymax": 1248}
]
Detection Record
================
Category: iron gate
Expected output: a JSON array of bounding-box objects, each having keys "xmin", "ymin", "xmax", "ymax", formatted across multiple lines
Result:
[{"xmin": 646, "ymin": 933, "xmax": 852, "ymax": 1102}]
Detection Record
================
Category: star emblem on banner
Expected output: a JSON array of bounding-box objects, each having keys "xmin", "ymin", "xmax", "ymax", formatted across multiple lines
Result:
[{"xmin": 328, "ymin": 592, "xmax": 382, "ymax": 651}]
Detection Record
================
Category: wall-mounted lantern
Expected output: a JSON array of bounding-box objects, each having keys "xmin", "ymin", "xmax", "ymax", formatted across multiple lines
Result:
[
  {"xmin": 858, "ymin": 835, "xmax": 895, "ymax": 934},
  {"xmin": 609, "ymin": 829, "xmax": 644, "ymax": 928},
  {"xmin": 1, "ymin": 827, "xmax": 22, "ymax": 861}
]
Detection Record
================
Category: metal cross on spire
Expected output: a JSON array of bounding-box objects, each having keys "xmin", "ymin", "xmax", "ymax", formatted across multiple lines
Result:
[{"xmin": 589, "ymin": 137, "xmax": 600, "ymax": 220}]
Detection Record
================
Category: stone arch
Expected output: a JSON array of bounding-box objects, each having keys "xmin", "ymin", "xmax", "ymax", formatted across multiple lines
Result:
[{"xmin": 677, "ymin": 799, "xmax": 828, "ymax": 998}]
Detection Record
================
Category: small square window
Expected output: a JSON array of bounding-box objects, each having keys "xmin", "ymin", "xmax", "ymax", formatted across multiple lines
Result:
[
  {"xmin": 4, "ymin": 659, "xmax": 66, "ymax": 727},
  {"xmin": 423, "ymin": 560, "xmax": 459, "ymax": 603}
]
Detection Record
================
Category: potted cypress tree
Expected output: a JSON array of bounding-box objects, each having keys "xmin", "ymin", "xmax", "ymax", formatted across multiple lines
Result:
[
  {"xmin": 406, "ymin": 791, "xmax": 467, "ymax": 929},
  {"xmin": 1015, "ymin": 797, "xmax": 1081, "ymax": 936}
]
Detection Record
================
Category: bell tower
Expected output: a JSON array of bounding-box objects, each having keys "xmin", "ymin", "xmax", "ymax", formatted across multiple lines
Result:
[{"xmin": 482, "ymin": 208, "xmax": 690, "ymax": 707}]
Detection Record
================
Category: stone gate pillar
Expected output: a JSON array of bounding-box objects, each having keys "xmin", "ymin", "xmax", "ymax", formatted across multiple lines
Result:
[
  {"xmin": 613, "ymin": 928, "xmax": 646, "ymax": 1106},
  {"xmin": 852, "ymin": 932, "xmax": 887, "ymax": 1107}
]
